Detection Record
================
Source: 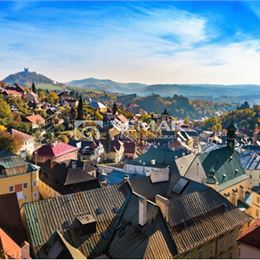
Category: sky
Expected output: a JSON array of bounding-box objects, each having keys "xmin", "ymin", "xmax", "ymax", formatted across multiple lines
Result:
[{"xmin": 2, "ymin": 1, "xmax": 260, "ymax": 84}]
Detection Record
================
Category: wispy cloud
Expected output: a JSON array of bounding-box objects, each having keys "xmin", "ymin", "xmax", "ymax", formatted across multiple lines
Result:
[{"xmin": 1, "ymin": 1, "xmax": 260, "ymax": 84}]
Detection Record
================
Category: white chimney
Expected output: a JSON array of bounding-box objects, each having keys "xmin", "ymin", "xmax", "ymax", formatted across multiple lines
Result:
[
  {"xmin": 155, "ymin": 195, "xmax": 169, "ymax": 222},
  {"xmin": 138, "ymin": 196, "xmax": 147, "ymax": 226},
  {"xmin": 71, "ymin": 161, "xmax": 77, "ymax": 169}
]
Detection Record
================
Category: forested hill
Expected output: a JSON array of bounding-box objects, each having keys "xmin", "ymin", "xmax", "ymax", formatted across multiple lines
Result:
[{"xmin": 2, "ymin": 68, "xmax": 54, "ymax": 85}]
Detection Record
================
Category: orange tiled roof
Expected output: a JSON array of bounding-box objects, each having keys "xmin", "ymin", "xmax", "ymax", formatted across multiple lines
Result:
[
  {"xmin": 0, "ymin": 228, "xmax": 22, "ymax": 259},
  {"xmin": 26, "ymin": 114, "xmax": 45, "ymax": 124}
]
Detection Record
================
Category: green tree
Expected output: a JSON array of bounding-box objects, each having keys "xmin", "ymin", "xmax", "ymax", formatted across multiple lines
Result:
[
  {"xmin": 47, "ymin": 92, "xmax": 59, "ymax": 105},
  {"xmin": 32, "ymin": 82, "xmax": 37, "ymax": 94},
  {"xmin": 0, "ymin": 131, "xmax": 22, "ymax": 153},
  {"xmin": 0, "ymin": 96, "xmax": 13, "ymax": 126},
  {"xmin": 77, "ymin": 95, "xmax": 84, "ymax": 120}
]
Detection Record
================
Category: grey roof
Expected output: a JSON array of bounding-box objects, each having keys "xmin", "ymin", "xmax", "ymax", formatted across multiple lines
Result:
[
  {"xmin": 22, "ymin": 184, "xmax": 129, "ymax": 258},
  {"xmin": 240, "ymin": 151, "xmax": 260, "ymax": 170},
  {"xmin": 127, "ymin": 146, "xmax": 189, "ymax": 168},
  {"xmin": 108, "ymin": 183, "xmax": 250, "ymax": 258}
]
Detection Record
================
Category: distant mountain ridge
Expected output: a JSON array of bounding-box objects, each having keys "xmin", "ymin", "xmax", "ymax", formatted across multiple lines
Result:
[
  {"xmin": 68, "ymin": 77, "xmax": 146, "ymax": 93},
  {"xmin": 2, "ymin": 70, "xmax": 260, "ymax": 103},
  {"xmin": 2, "ymin": 68, "xmax": 54, "ymax": 85}
]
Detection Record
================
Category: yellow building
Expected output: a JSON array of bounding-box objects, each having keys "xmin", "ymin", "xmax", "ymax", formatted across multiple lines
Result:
[
  {"xmin": 0, "ymin": 150, "xmax": 40, "ymax": 208},
  {"xmin": 245, "ymin": 186, "xmax": 260, "ymax": 219},
  {"xmin": 38, "ymin": 179, "xmax": 60, "ymax": 199}
]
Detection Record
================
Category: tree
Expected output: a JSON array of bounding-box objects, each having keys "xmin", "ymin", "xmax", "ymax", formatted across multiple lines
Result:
[
  {"xmin": 77, "ymin": 95, "xmax": 84, "ymax": 120},
  {"xmin": 0, "ymin": 131, "xmax": 22, "ymax": 153},
  {"xmin": 47, "ymin": 92, "xmax": 59, "ymax": 105},
  {"xmin": 0, "ymin": 96, "xmax": 13, "ymax": 126},
  {"xmin": 38, "ymin": 90, "xmax": 46, "ymax": 101},
  {"xmin": 32, "ymin": 82, "xmax": 37, "ymax": 94},
  {"xmin": 112, "ymin": 102, "xmax": 118, "ymax": 115}
]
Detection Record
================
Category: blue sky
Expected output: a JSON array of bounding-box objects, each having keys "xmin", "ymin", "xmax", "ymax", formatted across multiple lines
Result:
[{"xmin": 2, "ymin": 1, "xmax": 260, "ymax": 84}]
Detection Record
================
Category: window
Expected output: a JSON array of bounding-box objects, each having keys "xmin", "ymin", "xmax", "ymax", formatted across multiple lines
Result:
[
  {"xmin": 198, "ymin": 251, "xmax": 203, "ymax": 259},
  {"xmin": 256, "ymin": 209, "xmax": 259, "ymax": 218},
  {"xmin": 23, "ymin": 183, "xmax": 28, "ymax": 189},
  {"xmin": 33, "ymin": 192, "xmax": 38, "ymax": 199},
  {"xmin": 250, "ymin": 175, "xmax": 252, "ymax": 179},
  {"xmin": 257, "ymin": 197, "xmax": 260, "ymax": 204},
  {"xmin": 9, "ymin": 186, "xmax": 14, "ymax": 192},
  {"xmin": 32, "ymin": 180, "xmax": 38, "ymax": 187}
]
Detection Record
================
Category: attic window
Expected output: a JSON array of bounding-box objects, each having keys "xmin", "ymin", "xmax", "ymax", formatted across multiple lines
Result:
[
  {"xmin": 229, "ymin": 156, "xmax": 233, "ymax": 160},
  {"xmin": 95, "ymin": 207, "xmax": 103, "ymax": 215},
  {"xmin": 101, "ymin": 231, "xmax": 110, "ymax": 240},
  {"xmin": 235, "ymin": 169, "xmax": 239, "ymax": 174},
  {"xmin": 112, "ymin": 207, "xmax": 120, "ymax": 214}
]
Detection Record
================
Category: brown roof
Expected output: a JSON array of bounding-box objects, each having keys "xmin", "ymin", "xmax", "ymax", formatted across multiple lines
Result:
[
  {"xmin": 11, "ymin": 129, "xmax": 33, "ymax": 142},
  {"xmin": 22, "ymin": 184, "xmax": 129, "ymax": 258}
]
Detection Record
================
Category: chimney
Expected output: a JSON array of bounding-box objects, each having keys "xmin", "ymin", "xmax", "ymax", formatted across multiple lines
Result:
[
  {"xmin": 138, "ymin": 196, "xmax": 147, "ymax": 226},
  {"xmin": 155, "ymin": 195, "xmax": 169, "ymax": 222},
  {"xmin": 239, "ymin": 185, "xmax": 245, "ymax": 201},
  {"xmin": 21, "ymin": 241, "xmax": 30, "ymax": 259},
  {"xmin": 71, "ymin": 161, "xmax": 77, "ymax": 169}
]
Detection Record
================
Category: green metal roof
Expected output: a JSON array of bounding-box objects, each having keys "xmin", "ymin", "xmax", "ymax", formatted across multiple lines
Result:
[
  {"xmin": 127, "ymin": 146, "xmax": 189, "ymax": 168},
  {"xmin": 199, "ymin": 147, "xmax": 247, "ymax": 186}
]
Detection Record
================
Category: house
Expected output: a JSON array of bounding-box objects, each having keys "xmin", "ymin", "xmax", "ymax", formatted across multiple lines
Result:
[
  {"xmin": 109, "ymin": 177, "xmax": 250, "ymax": 258},
  {"xmin": 33, "ymin": 142, "xmax": 78, "ymax": 165},
  {"xmin": 22, "ymin": 184, "xmax": 129, "ymax": 258},
  {"xmin": 240, "ymin": 151, "xmax": 260, "ymax": 187},
  {"xmin": 238, "ymin": 219, "xmax": 260, "ymax": 259},
  {"xmin": 22, "ymin": 166, "xmax": 250, "ymax": 259},
  {"xmin": 0, "ymin": 193, "xmax": 30, "ymax": 259},
  {"xmin": 124, "ymin": 144, "xmax": 188, "ymax": 176},
  {"xmin": 25, "ymin": 114, "xmax": 45, "ymax": 129},
  {"xmin": 179, "ymin": 122, "xmax": 251, "ymax": 208},
  {"xmin": 0, "ymin": 150, "xmax": 40, "ymax": 207},
  {"xmin": 39, "ymin": 159, "xmax": 100, "ymax": 198},
  {"xmin": 74, "ymin": 140, "xmax": 105, "ymax": 161},
  {"xmin": 5, "ymin": 83, "xmax": 26, "ymax": 95},
  {"xmin": 88, "ymin": 100, "xmax": 107, "ymax": 113},
  {"xmin": 9, "ymin": 128, "xmax": 35, "ymax": 156},
  {"xmin": 111, "ymin": 114, "xmax": 129, "ymax": 133},
  {"xmin": 120, "ymin": 139, "xmax": 137, "ymax": 159},
  {"xmin": 127, "ymin": 103, "xmax": 140, "ymax": 114},
  {"xmin": 24, "ymin": 91, "xmax": 38, "ymax": 103},
  {"xmin": 245, "ymin": 186, "xmax": 260, "ymax": 219},
  {"xmin": 2, "ymin": 89, "xmax": 22, "ymax": 99}
]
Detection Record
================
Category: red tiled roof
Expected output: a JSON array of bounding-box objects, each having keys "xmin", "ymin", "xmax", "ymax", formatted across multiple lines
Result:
[
  {"xmin": 0, "ymin": 228, "xmax": 22, "ymax": 259},
  {"xmin": 3, "ymin": 90, "xmax": 22, "ymax": 97},
  {"xmin": 26, "ymin": 114, "xmax": 45, "ymax": 124},
  {"xmin": 36, "ymin": 142, "xmax": 77, "ymax": 157},
  {"xmin": 238, "ymin": 219, "xmax": 260, "ymax": 249},
  {"xmin": 11, "ymin": 129, "xmax": 33, "ymax": 142}
]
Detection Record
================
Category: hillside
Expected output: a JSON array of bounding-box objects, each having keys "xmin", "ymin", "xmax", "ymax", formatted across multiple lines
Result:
[
  {"xmin": 68, "ymin": 77, "xmax": 146, "ymax": 93},
  {"xmin": 68, "ymin": 77, "xmax": 260, "ymax": 103},
  {"xmin": 2, "ymin": 68, "xmax": 54, "ymax": 85}
]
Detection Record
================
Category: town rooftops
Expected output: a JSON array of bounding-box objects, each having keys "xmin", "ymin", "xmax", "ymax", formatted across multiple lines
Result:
[
  {"xmin": 238, "ymin": 219, "xmax": 260, "ymax": 249},
  {"xmin": 127, "ymin": 146, "xmax": 189, "ymax": 168},
  {"xmin": 35, "ymin": 142, "xmax": 77, "ymax": 158},
  {"xmin": 39, "ymin": 160, "xmax": 100, "ymax": 194},
  {"xmin": 109, "ymin": 179, "xmax": 250, "ymax": 258}
]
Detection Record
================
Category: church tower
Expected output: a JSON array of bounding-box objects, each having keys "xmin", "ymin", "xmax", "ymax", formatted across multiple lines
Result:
[{"xmin": 226, "ymin": 121, "xmax": 237, "ymax": 151}]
